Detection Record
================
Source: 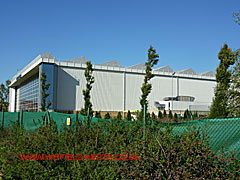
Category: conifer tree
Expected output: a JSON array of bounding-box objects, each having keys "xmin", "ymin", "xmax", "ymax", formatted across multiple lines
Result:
[
  {"xmin": 209, "ymin": 44, "xmax": 236, "ymax": 118},
  {"xmin": 95, "ymin": 111, "xmax": 101, "ymax": 119},
  {"xmin": 104, "ymin": 112, "xmax": 111, "ymax": 119},
  {"xmin": 184, "ymin": 109, "xmax": 191, "ymax": 120},
  {"xmin": 152, "ymin": 112, "xmax": 156, "ymax": 121},
  {"xmin": 117, "ymin": 112, "xmax": 122, "ymax": 120},
  {"xmin": 158, "ymin": 110, "xmax": 163, "ymax": 120},
  {"xmin": 169, "ymin": 110, "xmax": 173, "ymax": 120},
  {"xmin": 193, "ymin": 112, "xmax": 198, "ymax": 119},
  {"xmin": 174, "ymin": 113, "xmax": 178, "ymax": 122},
  {"xmin": 127, "ymin": 110, "xmax": 132, "ymax": 121},
  {"xmin": 163, "ymin": 110, "xmax": 167, "ymax": 119}
]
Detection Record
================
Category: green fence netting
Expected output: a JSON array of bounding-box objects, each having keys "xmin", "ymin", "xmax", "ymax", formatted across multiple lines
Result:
[{"xmin": 1, "ymin": 112, "xmax": 240, "ymax": 157}]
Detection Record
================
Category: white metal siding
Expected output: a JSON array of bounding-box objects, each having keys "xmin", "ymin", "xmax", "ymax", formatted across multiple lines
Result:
[
  {"xmin": 56, "ymin": 66, "xmax": 216, "ymax": 112},
  {"xmin": 91, "ymin": 70, "xmax": 123, "ymax": 111}
]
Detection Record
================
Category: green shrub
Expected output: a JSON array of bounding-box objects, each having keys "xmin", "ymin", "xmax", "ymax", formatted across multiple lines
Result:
[
  {"xmin": 0, "ymin": 120, "xmax": 239, "ymax": 179},
  {"xmin": 104, "ymin": 112, "xmax": 111, "ymax": 119},
  {"xmin": 117, "ymin": 112, "xmax": 122, "ymax": 120},
  {"xmin": 158, "ymin": 111, "xmax": 163, "ymax": 120},
  {"xmin": 126, "ymin": 110, "xmax": 132, "ymax": 121}
]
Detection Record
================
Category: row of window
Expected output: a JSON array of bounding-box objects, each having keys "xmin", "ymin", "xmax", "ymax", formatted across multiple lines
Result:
[{"xmin": 16, "ymin": 75, "xmax": 39, "ymax": 112}]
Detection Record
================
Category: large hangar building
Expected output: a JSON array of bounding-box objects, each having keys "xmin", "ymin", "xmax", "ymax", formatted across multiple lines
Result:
[{"xmin": 8, "ymin": 53, "xmax": 216, "ymax": 115}]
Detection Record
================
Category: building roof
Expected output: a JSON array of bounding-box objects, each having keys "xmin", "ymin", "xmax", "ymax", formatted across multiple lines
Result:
[
  {"xmin": 176, "ymin": 68, "xmax": 197, "ymax": 75},
  {"xmin": 34, "ymin": 53, "xmax": 55, "ymax": 61},
  {"xmin": 153, "ymin": 65, "xmax": 173, "ymax": 73},
  {"xmin": 198, "ymin": 71, "xmax": 215, "ymax": 77},
  {"xmin": 127, "ymin": 63, "xmax": 146, "ymax": 70},
  {"xmin": 97, "ymin": 60, "xmax": 123, "ymax": 68},
  {"xmin": 64, "ymin": 56, "xmax": 88, "ymax": 64}
]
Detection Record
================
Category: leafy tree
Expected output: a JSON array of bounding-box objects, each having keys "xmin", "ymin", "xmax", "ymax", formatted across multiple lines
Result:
[
  {"xmin": 209, "ymin": 44, "xmax": 236, "ymax": 118},
  {"xmin": 139, "ymin": 46, "xmax": 159, "ymax": 119},
  {"xmin": 81, "ymin": 61, "xmax": 95, "ymax": 116},
  {"xmin": 228, "ymin": 50, "xmax": 240, "ymax": 117},
  {"xmin": 104, "ymin": 112, "xmax": 111, "ymax": 119},
  {"xmin": 40, "ymin": 72, "xmax": 51, "ymax": 111},
  {"xmin": 117, "ymin": 112, "xmax": 122, "ymax": 120},
  {"xmin": 95, "ymin": 111, "xmax": 101, "ymax": 119},
  {"xmin": 233, "ymin": 11, "xmax": 240, "ymax": 25},
  {"xmin": 0, "ymin": 80, "xmax": 11, "ymax": 111},
  {"xmin": 126, "ymin": 110, "xmax": 132, "ymax": 121},
  {"xmin": 174, "ymin": 113, "xmax": 178, "ymax": 122},
  {"xmin": 168, "ymin": 110, "xmax": 173, "ymax": 120},
  {"xmin": 158, "ymin": 111, "xmax": 163, "ymax": 119}
]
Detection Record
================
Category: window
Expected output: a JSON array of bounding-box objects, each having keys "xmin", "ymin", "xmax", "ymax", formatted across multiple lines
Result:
[{"xmin": 17, "ymin": 74, "xmax": 39, "ymax": 112}]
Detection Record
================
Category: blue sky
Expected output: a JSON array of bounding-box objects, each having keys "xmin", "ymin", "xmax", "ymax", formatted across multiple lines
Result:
[{"xmin": 0, "ymin": 0, "xmax": 239, "ymax": 84}]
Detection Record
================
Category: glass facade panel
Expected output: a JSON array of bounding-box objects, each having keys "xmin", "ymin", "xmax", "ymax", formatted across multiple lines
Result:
[{"xmin": 18, "ymin": 74, "xmax": 39, "ymax": 112}]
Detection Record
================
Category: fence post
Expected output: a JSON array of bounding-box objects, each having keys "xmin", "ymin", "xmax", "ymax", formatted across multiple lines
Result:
[
  {"xmin": 20, "ymin": 110, "xmax": 23, "ymax": 129},
  {"xmin": 1, "ymin": 110, "xmax": 4, "ymax": 130}
]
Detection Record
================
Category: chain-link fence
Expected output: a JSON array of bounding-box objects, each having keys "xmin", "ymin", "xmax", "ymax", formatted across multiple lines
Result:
[{"xmin": 1, "ymin": 111, "xmax": 240, "ymax": 157}]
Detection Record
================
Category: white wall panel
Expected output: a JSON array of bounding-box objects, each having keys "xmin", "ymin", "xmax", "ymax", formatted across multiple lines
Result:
[
  {"xmin": 179, "ymin": 78, "xmax": 215, "ymax": 103},
  {"xmin": 56, "ymin": 66, "xmax": 216, "ymax": 112},
  {"xmin": 57, "ymin": 67, "xmax": 84, "ymax": 111},
  {"xmin": 125, "ymin": 73, "xmax": 144, "ymax": 111},
  {"xmin": 149, "ymin": 76, "xmax": 175, "ymax": 110},
  {"xmin": 57, "ymin": 67, "xmax": 124, "ymax": 111},
  {"xmin": 92, "ymin": 70, "xmax": 123, "ymax": 111},
  {"xmin": 8, "ymin": 88, "xmax": 16, "ymax": 112},
  {"xmin": 16, "ymin": 88, "xmax": 20, "ymax": 112}
]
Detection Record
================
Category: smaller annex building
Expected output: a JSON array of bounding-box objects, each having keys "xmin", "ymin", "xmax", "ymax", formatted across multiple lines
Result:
[{"xmin": 8, "ymin": 53, "xmax": 216, "ymax": 116}]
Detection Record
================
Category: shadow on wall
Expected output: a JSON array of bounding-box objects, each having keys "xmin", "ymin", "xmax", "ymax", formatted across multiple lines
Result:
[{"xmin": 56, "ymin": 68, "xmax": 79, "ymax": 111}]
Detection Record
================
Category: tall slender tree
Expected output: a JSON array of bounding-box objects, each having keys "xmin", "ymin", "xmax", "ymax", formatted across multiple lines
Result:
[
  {"xmin": 81, "ymin": 61, "xmax": 95, "ymax": 116},
  {"xmin": 0, "ymin": 80, "xmax": 11, "ymax": 111},
  {"xmin": 139, "ymin": 46, "xmax": 159, "ymax": 119},
  {"xmin": 228, "ymin": 49, "xmax": 240, "ymax": 117},
  {"xmin": 209, "ymin": 44, "xmax": 236, "ymax": 118},
  {"xmin": 40, "ymin": 72, "xmax": 51, "ymax": 111}
]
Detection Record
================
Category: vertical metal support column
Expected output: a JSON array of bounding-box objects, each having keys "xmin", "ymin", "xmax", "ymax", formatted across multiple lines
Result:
[
  {"xmin": 177, "ymin": 76, "xmax": 179, "ymax": 97},
  {"xmin": 172, "ymin": 72, "xmax": 176, "ymax": 112},
  {"xmin": 123, "ymin": 71, "xmax": 126, "ymax": 119}
]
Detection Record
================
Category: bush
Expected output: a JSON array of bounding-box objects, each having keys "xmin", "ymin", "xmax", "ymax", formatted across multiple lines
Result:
[
  {"xmin": 174, "ymin": 113, "xmax": 178, "ymax": 122},
  {"xmin": 151, "ymin": 112, "xmax": 156, "ymax": 121},
  {"xmin": 126, "ymin": 110, "xmax": 132, "ymax": 121},
  {"xmin": 169, "ymin": 110, "xmax": 173, "ymax": 120},
  {"xmin": 95, "ymin": 111, "xmax": 101, "ymax": 119},
  {"xmin": 0, "ymin": 120, "xmax": 239, "ymax": 179},
  {"xmin": 104, "ymin": 112, "xmax": 111, "ymax": 119},
  {"xmin": 158, "ymin": 111, "xmax": 163, "ymax": 120},
  {"xmin": 117, "ymin": 112, "xmax": 122, "ymax": 120}
]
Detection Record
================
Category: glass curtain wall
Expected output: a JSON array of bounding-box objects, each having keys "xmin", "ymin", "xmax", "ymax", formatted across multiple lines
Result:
[{"xmin": 16, "ymin": 74, "xmax": 39, "ymax": 112}]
